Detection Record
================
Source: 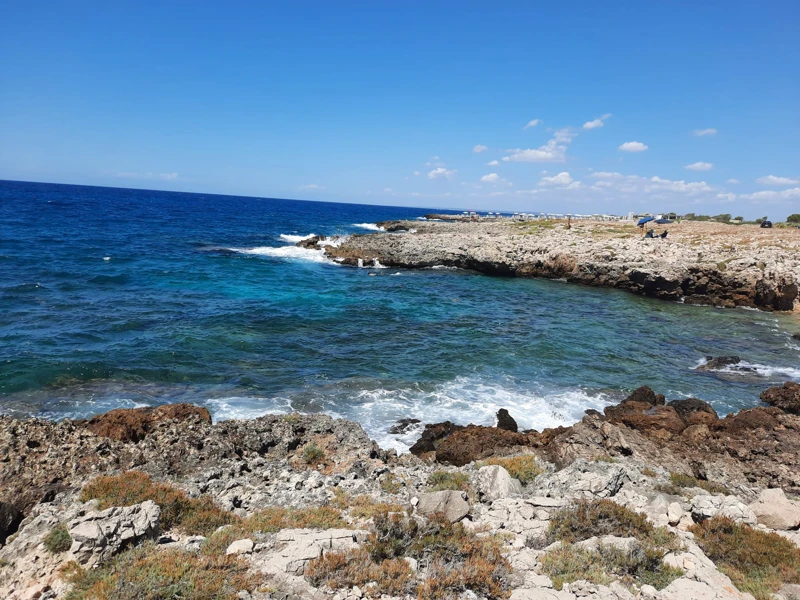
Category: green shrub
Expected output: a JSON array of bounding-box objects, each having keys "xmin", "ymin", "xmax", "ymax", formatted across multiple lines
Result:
[
  {"xmin": 427, "ymin": 470, "xmax": 470, "ymax": 492},
  {"xmin": 302, "ymin": 443, "xmax": 325, "ymax": 465},
  {"xmin": 667, "ymin": 472, "xmax": 730, "ymax": 495},
  {"xmin": 44, "ymin": 524, "xmax": 72, "ymax": 553},
  {"xmin": 691, "ymin": 516, "xmax": 800, "ymax": 600},
  {"xmin": 478, "ymin": 455, "xmax": 542, "ymax": 484}
]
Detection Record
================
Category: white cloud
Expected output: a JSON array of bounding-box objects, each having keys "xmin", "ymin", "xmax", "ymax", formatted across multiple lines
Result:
[
  {"xmin": 523, "ymin": 119, "xmax": 541, "ymax": 130},
  {"xmin": 716, "ymin": 193, "xmax": 737, "ymax": 202},
  {"xmin": 473, "ymin": 144, "xmax": 488, "ymax": 153},
  {"xmin": 413, "ymin": 170, "xmax": 421, "ymax": 176},
  {"xmin": 428, "ymin": 167, "xmax": 457, "ymax": 180},
  {"xmin": 587, "ymin": 172, "xmax": 713, "ymax": 196},
  {"xmin": 756, "ymin": 175, "xmax": 800, "ymax": 186},
  {"xmin": 618, "ymin": 141, "xmax": 648, "ymax": 152},
  {"xmin": 685, "ymin": 162, "xmax": 713, "ymax": 171},
  {"xmin": 486, "ymin": 160, "xmax": 499, "ymax": 166},
  {"xmin": 727, "ymin": 178, "xmax": 740, "ymax": 184},
  {"xmin": 481, "ymin": 173, "xmax": 500, "ymax": 183},
  {"xmin": 113, "ymin": 170, "xmax": 179, "ymax": 181},
  {"xmin": 693, "ymin": 128, "xmax": 718, "ymax": 137},
  {"xmin": 539, "ymin": 171, "xmax": 574, "ymax": 186},
  {"xmin": 740, "ymin": 188, "xmax": 800, "ymax": 201},
  {"xmin": 583, "ymin": 113, "xmax": 612, "ymax": 130},
  {"xmin": 591, "ymin": 171, "xmax": 624, "ymax": 179},
  {"xmin": 299, "ymin": 183, "xmax": 325, "ymax": 191},
  {"xmin": 503, "ymin": 129, "xmax": 576, "ymax": 163}
]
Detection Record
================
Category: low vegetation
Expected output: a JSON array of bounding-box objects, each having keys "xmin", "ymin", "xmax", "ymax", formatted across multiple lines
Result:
[
  {"xmin": 302, "ymin": 443, "xmax": 325, "ymax": 465},
  {"xmin": 80, "ymin": 471, "xmax": 237, "ymax": 535},
  {"xmin": 690, "ymin": 516, "xmax": 800, "ymax": 600},
  {"xmin": 427, "ymin": 470, "xmax": 470, "ymax": 492},
  {"xmin": 655, "ymin": 472, "xmax": 730, "ymax": 496},
  {"xmin": 307, "ymin": 512, "xmax": 512, "ymax": 599},
  {"xmin": 44, "ymin": 523, "xmax": 72, "ymax": 554},
  {"xmin": 330, "ymin": 490, "xmax": 405, "ymax": 520},
  {"xmin": 379, "ymin": 472, "xmax": 402, "ymax": 494},
  {"xmin": 541, "ymin": 499, "xmax": 681, "ymax": 591},
  {"xmin": 478, "ymin": 454, "xmax": 542, "ymax": 484},
  {"xmin": 63, "ymin": 544, "xmax": 265, "ymax": 600}
]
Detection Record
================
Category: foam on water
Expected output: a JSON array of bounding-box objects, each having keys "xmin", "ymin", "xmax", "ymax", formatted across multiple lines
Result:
[
  {"xmin": 693, "ymin": 357, "xmax": 800, "ymax": 380},
  {"xmin": 226, "ymin": 245, "xmax": 333, "ymax": 264},
  {"xmin": 279, "ymin": 233, "xmax": 316, "ymax": 243},
  {"xmin": 352, "ymin": 223, "xmax": 385, "ymax": 231}
]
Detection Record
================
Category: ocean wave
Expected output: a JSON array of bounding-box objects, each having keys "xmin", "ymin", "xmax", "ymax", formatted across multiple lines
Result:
[
  {"xmin": 279, "ymin": 233, "xmax": 316, "ymax": 243},
  {"xmin": 693, "ymin": 357, "xmax": 800, "ymax": 380},
  {"xmin": 352, "ymin": 223, "xmax": 385, "ymax": 231},
  {"xmin": 225, "ymin": 245, "xmax": 333, "ymax": 264}
]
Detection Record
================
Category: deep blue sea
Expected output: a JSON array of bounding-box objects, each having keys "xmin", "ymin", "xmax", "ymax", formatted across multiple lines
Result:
[{"xmin": 2, "ymin": 180, "xmax": 799, "ymax": 450}]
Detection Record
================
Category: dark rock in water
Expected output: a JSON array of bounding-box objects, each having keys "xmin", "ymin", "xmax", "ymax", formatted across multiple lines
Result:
[
  {"xmin": 388, "ymin": 418, "xmax": 421, "ymax": 435},
  {"xmin": 625, "ymin": 386, "xmax": 665, "ymax": 405},
  {"xmin": 496, "ymin": 408, "xmax": 518, "ymax": 432},
  {"xmin": 435, "ymin": 426, "xmax": 534, "ymax": 467},
  {"xmin": 793, "ymin": 333, "xmax": 800, "ymax": 341},
  {"xmin": 668, "ymin": 398, "xmax": 719, "ymax": 424},
  {"xmin": 760, "ymin": 382, "xmax": 800, "ymax": 415},
  {"xmin": 378, "ymin": 221, "xmax": 409, "ymax": 232},
  {"xmin": 296, "ymin": 235, "xmax": 323, "ymax": 249},
  {"xmin": 696, "ymin": 355, "xmax": 747, "ymax": 371},
  {"xmin": 77, "ymin": 403, "xmax": 212, "ymax": 443},
  {"xmin": 0, "ymin": 501, "xmax": 23, "ymax": 545},
  {"xmin": 409, "ymin": 421, "xmax": 464, "ymax": 456},
  {"xmin": 584, "ymin": 409, "xmax": 602, "ymax": 417}
]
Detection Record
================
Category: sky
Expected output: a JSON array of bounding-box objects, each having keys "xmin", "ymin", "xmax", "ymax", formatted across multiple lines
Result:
[{"xmin": 1, "ymin": 2, "xmax": 799, "ymax": 219}]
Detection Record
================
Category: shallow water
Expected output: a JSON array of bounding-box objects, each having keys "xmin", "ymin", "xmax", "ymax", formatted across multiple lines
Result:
[{"xmin": 2, "ymin": 180, "xmax": 798, "ymax": 451}]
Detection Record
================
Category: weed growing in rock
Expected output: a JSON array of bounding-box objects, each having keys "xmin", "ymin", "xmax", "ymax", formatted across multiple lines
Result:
[
  {"xmin": 307, "ymin": 513, "xmax": 512, "ymax": 599},
  {"xmin": 80, "ymin": 471, "xmax": 238, "ymax": 535},
  {"xmin": 690, "ymin": 516, "xmax": 800, "ymax": 600},
  {"xmin": 63, "ymin": 543, "xmax": 265, "ymax": 600},
  {"xmin": 427, "ymin": 470, "xmax": 470, "ymax": 492},
  {"xmin": 641, "ymin": 468, "xmax": 657, "ymax": 478},
  {"xmin": 302, "ymin": 443, "xmax": 325, "ymax": 465},
  {"xmin": 478, "ymin": 455, "xmax": 542, "ymax": 484},
  {"xmin": 665, "ymin": 472, "xmax": 730, "ymax": 495},
  {"xmin": 330, "ymin": 490, "xmax": 405, "ymax": 520},
  {"xmin": 43, "ymin": 523, "xmax": 72, "ymax": 554},
  {"xmin": 379, "ymin": 472, "xmax": 402, "ymax": 495}
]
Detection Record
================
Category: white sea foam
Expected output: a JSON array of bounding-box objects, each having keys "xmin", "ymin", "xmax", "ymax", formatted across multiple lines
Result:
[
  {"xmin": 226, "ymin": 245, "xmax": 333, "ymax": 264},
  {"xmin": 279, "ymin": 233, "xmax": 316, "ymax": 243},
  {"xmin": 103, "ymin": 257, "xmax": 111, "ymax": 261},
  {"xmin": 429, "ymin": 265, "xmax": 458, "ymax": 270},
  {"xmin": 317, "ymin": 235, "xmax": 348, "ymax": 248},
  {"xmin": 693, "ymin": 357, "xmax": 800, "ymax": 380},
  {"xmin": 205, "ymin": 396, "xmax": 293, "ymax": 422},
  {"xmin": 352, "ymin": 223, "xmax": 385, "ymax": 231}
]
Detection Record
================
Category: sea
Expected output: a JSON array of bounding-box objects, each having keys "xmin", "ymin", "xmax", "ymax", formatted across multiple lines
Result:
[{"xmin": 2, "ymin": 180, "xmax": 799, "ymax": 451}]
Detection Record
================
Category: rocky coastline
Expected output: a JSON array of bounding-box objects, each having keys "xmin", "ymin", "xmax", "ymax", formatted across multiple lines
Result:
[
  {"xmin": 2, "ymin": 382, "xmax": 799, "ymax": 600},
  {"xmin": 307, "ymin": 220, "xmax": 800, "ymax": 311}
]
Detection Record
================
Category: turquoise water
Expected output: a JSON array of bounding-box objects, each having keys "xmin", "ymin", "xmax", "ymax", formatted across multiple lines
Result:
[{"xmin": 2, "ymin": 180, "xmax": 799, "ymax": 450}]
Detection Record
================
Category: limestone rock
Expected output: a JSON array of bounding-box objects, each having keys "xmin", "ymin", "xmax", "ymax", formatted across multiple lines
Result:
[
  {"xmin": 256, "ymin": 528, "xmax": 366, "ymax": 576},
  {"xmin": 0, "ymin": 501, "xmax": 23, "ymax": 544},
  {"xmin": 416, "ymin": 490, "xmax": 470, "ymax": 522},
  {"xmin": 531, "ymin": 459, "xmax": 630, "ymax": 499},
  {"xmin": 476, "ymin": 465, "xmax": 522, "ymax": 502},
  {"xmin": 226, "ymin": 538, "xmax": 254, "ymax": 555},
  {"xmin": 68, "ymin": 500, "xmax": 160, "ymax": 565},
  {"xmin": 77, "ymin": 403, "xmax": 212, "ymax": 442},
  {"xmin": 760, "ymin": 382, "xmax": 800, "ymax": 414},
  {"xmin": 749, "ymin": 488, "xmax": 800, "ymax": 530}
]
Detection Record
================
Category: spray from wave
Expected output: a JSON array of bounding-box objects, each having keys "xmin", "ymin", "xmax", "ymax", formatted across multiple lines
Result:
[
  {"xmin": 279, "ymin": 233, "xmax": 316, "ymax": 243},
  {"xmin": 352, "ymin": 223, "xmax": 385, "ymax": 231},
  {"xmin": 225, "ymin": 245, "xmax": 333, "ymax": 264}
]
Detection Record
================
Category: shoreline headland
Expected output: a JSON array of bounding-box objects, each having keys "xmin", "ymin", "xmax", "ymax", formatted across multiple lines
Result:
[{"xmin": 311, "ymin": 219, "xmax": 800, "ymax": 312}]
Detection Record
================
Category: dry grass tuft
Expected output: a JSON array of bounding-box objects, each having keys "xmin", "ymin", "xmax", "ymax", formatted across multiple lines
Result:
[
  {"xmin": 44, "ymin": 523, "xmax": 72, "ymax": 553},
  {"xmin": 302, "ymin": 443, "xmax": 325, "ymax": 465},
  {"xmin": 478, "ymin": 455, "xmax": 542, "ymax": 484},
  {"xmin": 656, "ymin": 472, "xmax": 730, "ymax": 496},
  {"xmin": 427, "ymin": 470, "xmax": 471, "ymax": 492},
  {"xmin": 80, "ymin": 471, "xmax": 238, "ymax": 535},
  {"xmin": 690, "ymin": 516, "xmax": 800, "ymax": 600}
]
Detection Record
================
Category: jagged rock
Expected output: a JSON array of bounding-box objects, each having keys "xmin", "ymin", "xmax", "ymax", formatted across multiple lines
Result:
[
  {"xmin": 496, "ymin": 409, "xmax": 518, "ymax": 432},
  {"xmin": 416, "ymin": 490, "xmax": 469, "ymax": 522},
  {"xmin": 531, "ymin": 459, "xmax": 630, "ymax": 499},
  {"xmin": 409, "ymin": 421, "xmax": 464, "ymax": 456},
  {"xmin": 296, "ymin": 235, "xmax": 323, "ymax": 248},
  {"xmin": 434, "ymin": 426, "xmax": 534, "ymax": 466},
  {"xmin": 77, "ymin": 403, "xmax": 212, "ymax": 442},
  {"xmin": 749, "ymin": 488, "xmax": 800, "ymax": 530},
  {"xmin": 256, "ymin": 528, "xmax": 366, "ymax": 576},
  {"xmin": 475, "ymin": 465, "xmax": 522, "ymax": 502},
  {"xmin": 388, "ymin": 418, "xmax": 421, "ymax": 435},
  {"xmin": 760, "ymin": 382, "xmax": 800, "ymax": 414},
  {"xmin": 605, "ymin": 403, "xmax": 686, "ymax": 435},
  {"xmin": 690, "ymin": 495, "xmax": 757, "ymax": 525},
  {"xmin": 667, "ymin": 398, "xmax": 719, "ymax": 424},
  {"xmin": 68, "ymin": 500, "xmax": 160, "ymax": 565},
  {"xmin": 226, "ymin": 538, "xmax": 254, "ymax": 555},
  {"xmin": 696, "ymin": 355, "xmax": 745, "ymax": 371},
  {"xmin": 0, "ymin": 501, "xmax": 23, "ymax": 544},
  {"xmin": 625, "ymin": 386, "xmax": 664, "ymax": 405}
]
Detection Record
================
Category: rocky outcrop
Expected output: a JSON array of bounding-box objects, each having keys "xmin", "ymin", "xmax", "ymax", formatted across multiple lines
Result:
[
  {"xmin": 415, "ymin": 490, "xmax": 470, "ymax": 522},
  {"xmin": 408, "ymin": 420, "xmax": 464, "ymax": 456},
  {"xmin": 476, "ymin": 465, "xmax": 523, "ymax": 501},
  {"xmin": 76, "ymin": 403, "xmax": 212, "ymax": 442},
  {"xmin": 315, "ymin": 219, "xmax": 800, "ymax": 312},
  {"xmin": 761, "ymin": 381, "xmax": 800, "ymax": 414},
  {"xmin": 434, "ymin": 425, "xmax": 537, "ymax": 466},
  {"xmin": 497, "ymin": 408, "xmax": 519, "ymax": 432},
  {"xmin": 0, "ymin": 501, "xmax": 22, "ymax": 545},
  {"xmin": 695, "ymin": 356, "xmax": 747, "ymax": 372},
  {"xmin": 748, "ymin": 488, "xmax": 800, "ymax": 530}
]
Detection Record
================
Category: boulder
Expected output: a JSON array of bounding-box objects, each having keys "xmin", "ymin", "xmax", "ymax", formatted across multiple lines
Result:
[
  {"xmin": 435, "ymin": 426, "xmax": 533, "ymax": 466},
  {"xmin": 760, "ymin": 382, "xmax": 800, "ymax": 414},
  {"xmin": 696, "ymin": 356, "xmax": 744, "ymax": 371},
  {"xmin": 712, "ymin": 407, "xmax": 779, "ymax": 433},
  {"xmin": 416, "ymin": 490, "xmax": 470, "ymax": 523},
  {"xmin": 68, "ymin": 500, "xmax": 160, "ymax": 565},
  {"xmin": 409, "ymin": 421, "xmax": 464, "ymax": 456},
  {"xmin": 225, "ymin": 538, "xmax": 254, "ymax": 555},
  {"xmin": 667, "ymin": 398, "xmax": 719, "ymax": 422},
  {"xmin": 625, "ymin": 385, "xmax": 665, "ymax": 405},
  {"xmin": 296, "ymin": 235, "xmax": 324, "ymax": 249},
  {"xmin": 388, "ymin": 418, "xmax": 421, "ymax": 435},
  {"xmin": 606, "ymin": 405, "xmax": 687, "ymax": 435},
  {"xmin": 0, "ymin": 500, "xmax": 23, "ymax": 545},
  {"xmin": 476, "ymin": 465, "xmax": 522, "ymax": 502},
  {"xmin": 496, "ymin": 409, "xmax": 518, "ymax": 432},
  {"xmin": 78, "ymin": 403, "xmax": 212, "ymax": 443},
  {"xmin": 749, "ymin": 488, "xmax": 800, "ymax": 530},
  {"xmin": 257, "ymin": 529, "xmax": 366, "ymax": 576}
]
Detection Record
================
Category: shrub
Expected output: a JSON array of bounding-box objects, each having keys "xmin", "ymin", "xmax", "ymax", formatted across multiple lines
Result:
[
  {"xmin": 666, "ymin": 472, "xmax": 730, "ymax": 496},
  {"xmin": 380, "ymin": 472, "xmax": 402, "ymax": 495},
  {"xmin": 306, "ymin": 548, "xmax": 412, "ymax": 597},
  {"xmin": 427, "ymin": 470, "xmax": 470, "ymax": 492},
  {"xmin": 44, "ymin": 524, "xmax": 72, "ymax": 553},
  {"xmin": 64, "ymin": 543, "xmax": 264, "ymax": 600},
  {"xmin": 787, "ymin": 214, "xmax": 800, "ymax": 224},
  {"xmin": 690, "ymin": 516, "xmax": 800, "ymax": 600},
  {"xmin": 303, "ymin": 443, "xmax": 325, "ymax": 465},
  {"xmin": 478, "ymin": 455, "xmax": 542, "ymax": 484},
  {"xmin": 642, "ymin": 468, "xmax": 657, "ymax": 478},
  {"xmin": 80, "ymin": 471, "xmax": 237, "ymax": 535},
  {"xmin": 331, "ymin": 491, "xmax": 405, "ymax": 520}
]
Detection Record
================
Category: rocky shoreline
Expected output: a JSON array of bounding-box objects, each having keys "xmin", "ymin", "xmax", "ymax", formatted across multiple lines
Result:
[
  {"xmin": 1, "ymin": 383, "xmax": 799, "ymax": 599},
  {"xmin": 307, "ymin": 220, "xmax": 800, "ymax": 311}
]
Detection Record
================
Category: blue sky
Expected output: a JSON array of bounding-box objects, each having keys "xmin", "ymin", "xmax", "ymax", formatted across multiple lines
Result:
[{"xmin": 1, "ymin": 2, "xmax": 799, "ymax": 218}]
